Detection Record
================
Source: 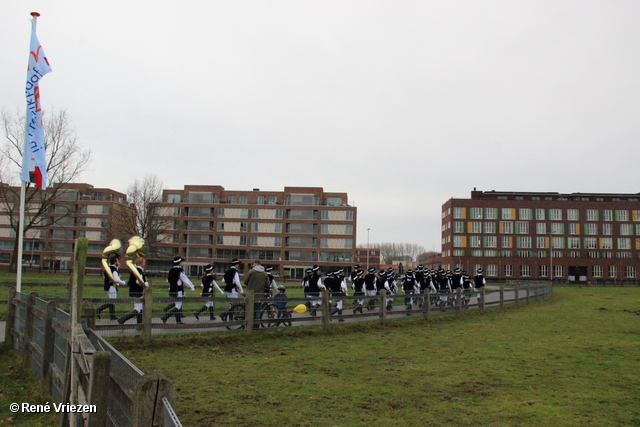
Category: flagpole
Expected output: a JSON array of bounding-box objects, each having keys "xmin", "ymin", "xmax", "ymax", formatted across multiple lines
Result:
[{"xmin": 16, "ymin": 12, "xmax": 41, "ymax": 292}]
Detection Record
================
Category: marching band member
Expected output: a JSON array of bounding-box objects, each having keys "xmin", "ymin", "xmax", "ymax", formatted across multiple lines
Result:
[
  {"xmin": 161, "ymin": 256, "xmax": 195, "ymax": 324},
  {"xmin": 117, "ymin": 256, "xmax": 148, "ymax": 324},
  {"xmin": 194, "ymin": 264, "xmax": 224, "ymax": 320},
  {"xmin": 97, "ymin": 254, "xmax": 126, "ymax": 320}
]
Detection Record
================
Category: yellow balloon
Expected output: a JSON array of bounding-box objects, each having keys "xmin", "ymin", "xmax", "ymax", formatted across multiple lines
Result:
[{"xmin": 293, "ymin": 304, "xmax": 307, "ymax": 314}]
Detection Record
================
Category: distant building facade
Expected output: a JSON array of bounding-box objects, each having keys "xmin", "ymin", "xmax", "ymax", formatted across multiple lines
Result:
[
  {"xmin": 150, "ymin": 185, "xmax": 357, "ymax": 279},
  {"xmin": 441, "ymin": 190, "xmax": 640, "ymax": 282},
  {"xmin": 0, "ymin": 183, "xmax": 130, "ymax": 272},
  {"xmin": 354, "ymin": 247, "xmax": 381, "ymax": 269}
]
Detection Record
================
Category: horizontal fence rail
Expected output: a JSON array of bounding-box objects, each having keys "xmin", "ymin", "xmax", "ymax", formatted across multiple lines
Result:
[
  {"xmin": 34, "ymin": 281, "xmax": 554, "ymax": 338},
  {"xmin": 5, "ymin": 288, "xmax": 181, "ymax": 427}
]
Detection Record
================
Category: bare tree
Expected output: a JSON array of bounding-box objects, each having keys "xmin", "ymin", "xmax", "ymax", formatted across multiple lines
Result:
[
  {"xmin": 0, "ymin": 107, "xmax": 91, "ymax": 271},
  {"xmin": 110, "ymin": 174, "xmax": 173, "ymax": 256},
  {"xmin": 363, "ymin": 242, "xmax": 427, "ymax": 264}
]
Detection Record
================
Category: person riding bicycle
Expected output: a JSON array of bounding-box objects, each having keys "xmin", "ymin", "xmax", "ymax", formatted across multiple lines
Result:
[{"xmin": 272, "ymin": 285, "xmax": 291, "ymax": 326}]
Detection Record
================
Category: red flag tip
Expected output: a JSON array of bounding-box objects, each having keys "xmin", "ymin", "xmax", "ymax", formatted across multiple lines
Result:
[{"xmin": 30, "ymin": 12, "xmax": 41, "ymax": 17}]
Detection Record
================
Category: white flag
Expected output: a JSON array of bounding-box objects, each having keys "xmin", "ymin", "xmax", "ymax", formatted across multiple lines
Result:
[{"xmin": 21, "ymin": 20, "xmax": 52, "ymax": 190}]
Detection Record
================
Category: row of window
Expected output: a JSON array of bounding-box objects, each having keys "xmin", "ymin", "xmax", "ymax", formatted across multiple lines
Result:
[
  {"xmin": 451, "ymin": 249, "xmax": 636, "ymax": 259},
  {"xmin": 452, "ymin": 235, "xmax": 638, "ymax": 250},
  {"xmin": 181, "ymin": 248, "xmax": 354, "ymax": 262},
  {"xmin": 157, "ymin": 207, "xmax": 354, "ymax": 221},
  {"xmin": 450, "ymin": 221, "xmax": 638, "ymax": 236},
  {"xmin": 165, "ymin": 192, "xmax": 346, "ymax": 207},
  {"xmin": 177, "ymin": 222, "xmax": 353, "ymax": 235},
  {"xmin": 449, "ymin": 207, "xmax": 640, "ymax": 221},
  {"xmin": 450, "ymin": 263, "xmax": 636, "ymax": 278}
]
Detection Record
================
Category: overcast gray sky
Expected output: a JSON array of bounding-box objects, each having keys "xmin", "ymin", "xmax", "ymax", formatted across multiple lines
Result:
[{"xmin": 3, "ymin": 1, "xmax": 640, "ymax": 252}]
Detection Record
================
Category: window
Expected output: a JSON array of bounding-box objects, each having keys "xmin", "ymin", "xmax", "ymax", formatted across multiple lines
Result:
[
  {"xmin": 453, "ymin": 221, "xmax": 465, "ymax": 233},
  {"xmin": 584, "ymin": 223, "xmax": 598, "ymax": 235},
  {"xmin": 484, "ymin": 236, "xmax": 497, "ymax": 248},
  {"xmin": 625, "ymin": 266, "xmax": 636, "ymax": 278},
  {"xmin": 549, "ymin": 209, "xmax": 562, "ymax": 221},
  {"xmin": 535, "ymin": 209, "xmax": 545, "ymax": 220},
  {"xmin": 620, "ymin": 224, "xmax": 633, "ymax": 235},
  {"xmin": 471, "ymin": 207, "xmax": 483, "ymax": 219},
  {"xmin": 600, "ymin": 238, "xmax": 613, "ymax": 249},
  {"xmin": 616, "ymin": 210, "xmax": 629, "ymax": 221},
  {"xmin": 536, "ymin": 236, "xmax": 548, "ymax": 248},
  {"xmin": 519, "ymin": 209, "xmax": 532, "ymax": 220},
  {"xmin": 584, "ymin": 237, "xmax": 597, "ymax": 249},
  {"xmin": 471, "ymin": 222, "xmax": 482, "ymax": 233},
  {"xmin": 567, "ymin": 209, "xmax": 579, "ymax": 221},
  {"xmin": 617, "ymin": 238, "xmax": 631, "ymax": 250},
  {"xmin": 484, "ymin": 222, "xmax": 496, "ymax": 234},
  {"xmin": 501, "ymin": 236, "xmax": 512, "ymax": 248},
  {"xmin": 551, "ymin": 237, "xmax": 564, "ymax": 249},
  {"xmin": 536, "ymin": 223, "xmax": 547, "ymax": 234},
  {"xmin": 167, "ymin": 194, "xmax": 181, "ymax": 203},
  {"xmin": 327, "ymin": 197, "xmax": 342, "ymax": 206},
  {"xmin": 539, "ymin": 265, "xmax": 548, "ymax": 277},
  {"xmin": 486, "ymin": 265, "xmax": 497, "ymax": 277},
  {"xmin": 503, "ymin": 265, "xmax": 513, "ymax": 277},
  {"xmin": 603, "ymin": 210, "xmax": 613, "ymax": 221},
  {"xmin": 602, "ymin": 223, "xmax": 612, "ymax": 235},
  {"xmin": 515, "ymin": 221, "xmax": 529, "ymax": 234},
  {"xmin": 453, "ymin": 207, "xmax": 465, "ymax": 219},
  {"xmin": 609, "ymin": 265, "xmax": 617, "ymax": 278},
  {"xmin": 453, "ymin": 236, "xmax": 464, "ymax": 247},
  {"xmin": 501, "ymin": 208, "xmax": 514, "ymax": 220},
  {"xmin": 586, "ymin": 209, "xmax": 599, "ymax": 221},
  {"xmin": 239, "ymin": 195, "xmax": 248, "ymax": 204},
  {"xmin": 517, "ymin": 236, "xmax": 532, "ymax": 248},
  {"xmin": 470, "ymin": 236, "xmax": 482, "ymax": 248},
  {"xmin": 568, "ymin": 237, "xmax": 580, "ymax": 249},
  {"xmin": 500, "ymin": 221, "xmax": 513, "ymax": 234},
  {"xmin": 592, "ymin": 265, "xmax": 603, "ymax": 277},
  {"xmin": 228, "ymin": 195, "xmax": 237, "ymax": 204},
  {"xmin": 257, "ymin": 195, "xmax": 266, "ymax": 205},
  {"xmin": 567, "ymin": 223, "xmax": 579, "ymax": 235},
  {"xmin": 553, "ymin": 265, "xmax": 564, "ymax": 278},
  {"xmin": 485, "ymin": 208, "xmax": 497, "ymax": 219},
  {"xmin": 520, "ymin": 265, "xmax": 531, "ymax": 277}
]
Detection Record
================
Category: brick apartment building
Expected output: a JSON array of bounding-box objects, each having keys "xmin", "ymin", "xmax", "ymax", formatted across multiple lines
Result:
[
  {"xmin": 441, "ymin": 189, "xmax": 640, "ymax": 282},
  {"xmin": 354, "ymin": 247, "xmax": 381, "ymax": 270},
  {"xmin": 149, "ymin": 185, "xmax": 357, "ymax": 279},
  {"xmin": 0, "ymin": 183, "xmax": 131, "ymax": 273}
]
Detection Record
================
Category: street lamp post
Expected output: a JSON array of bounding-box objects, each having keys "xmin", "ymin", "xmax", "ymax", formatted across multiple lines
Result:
[{"xmin": 366, "ymin": 228, "xmax": 370, "ymax": 270}]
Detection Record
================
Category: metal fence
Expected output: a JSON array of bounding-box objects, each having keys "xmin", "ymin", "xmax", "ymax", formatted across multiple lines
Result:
[
  {"xmin": 5, "ymin": 289, "xmax": 182, "ymax": 427},
  {"xmin": 71, "ymin": 281, "xmax": 554, "ymax": 338}
]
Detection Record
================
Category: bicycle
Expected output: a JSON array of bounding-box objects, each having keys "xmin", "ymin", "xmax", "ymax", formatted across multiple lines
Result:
[{"xmin": 221, "ymin": 300, "xmax": 280, "ymax": 329}]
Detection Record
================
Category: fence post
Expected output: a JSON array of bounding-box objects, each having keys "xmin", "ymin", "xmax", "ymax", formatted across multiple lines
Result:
[
  {"xmin": 322, "ymin": 290, "xmax": 330, "ymax": 329},
  {"xmin": 22, "ymin": 292, "xmax": 37, "ymax": 369},
  {"xmin": 424, "ymin": 290, "xmax": 431, "ymax": 320},
  {"xmin": 456, "ymin": 288, "xmax": 462, "ymax": 314},
  {"xmin": 133, "ymin": 373, "xmax": 177, "ymax": 427},
  {"xmin": 480, "ymin": 287, "xmax": 485, "ymax": 310},
  {"xmin": 4, "ymin": 287, "xmax": 16, "ymax": 349},
  {"xmin": 515, "ymin": 285, "xmax": 519, "ymax": 306},
  {"xmin": 142, "ymin": 287, "xmax": 152, "ymax": 342},
  {"xmin": 379, "ymin": 289, "xmax": 387, "ymax": 325},
  {"xmin": 246, "ymin": 291, "xmax": 255, "ymax": 334},
  {"xmin": 40, "ymin": 299, "xmax": 57, "ymax": 397},
  {"xmin": 499, "ymin": 286, "xmax": 504, "ymax": 309},
  {"xmin": 80, "ymin": 300, "xmax": 96, "ymax": 330},
  {"xmin": 86, "ymin": 351, "xmax": 110, "ymax": 427}
]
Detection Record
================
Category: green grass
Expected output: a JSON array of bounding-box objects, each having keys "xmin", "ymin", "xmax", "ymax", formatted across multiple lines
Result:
[
  {"xmin": 110, "ymin": 287, "xmax": 640, "ymax": 426},
  {"xmin": 0, "ymin": 346, "xmax": 58, "ymax": 427}
]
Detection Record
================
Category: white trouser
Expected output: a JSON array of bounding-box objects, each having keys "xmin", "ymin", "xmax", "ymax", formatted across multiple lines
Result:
[{"xmin": 107, "ymin": 285, "xmax": 117, "ymax": 299}]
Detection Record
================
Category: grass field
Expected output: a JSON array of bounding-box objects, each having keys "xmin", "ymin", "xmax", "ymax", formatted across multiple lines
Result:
[{"xmin": 106, "ymin": 286, "xmax": 640, "ymax": 426}]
